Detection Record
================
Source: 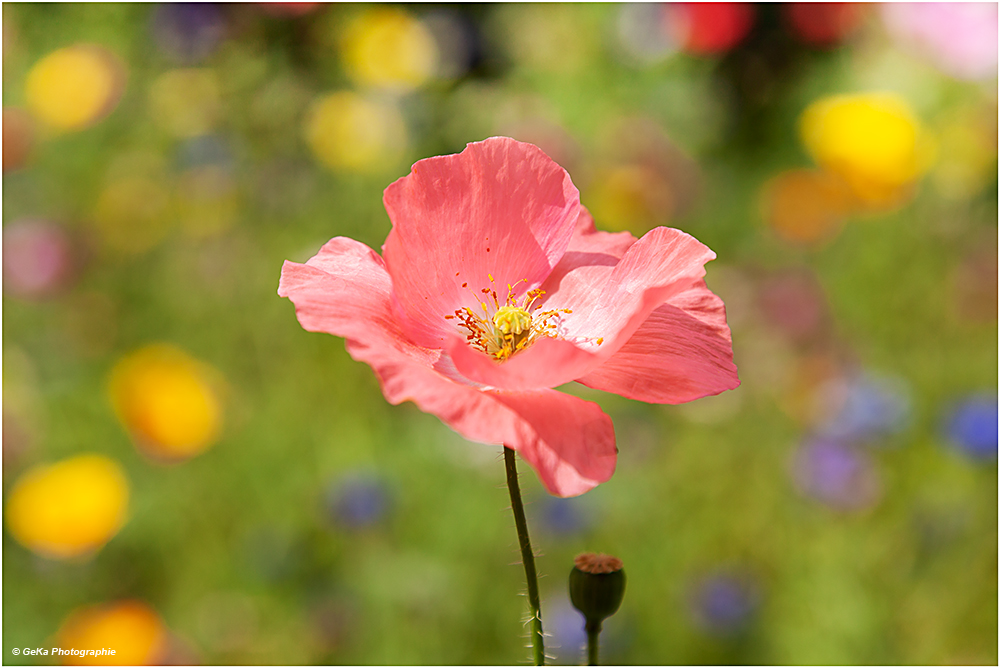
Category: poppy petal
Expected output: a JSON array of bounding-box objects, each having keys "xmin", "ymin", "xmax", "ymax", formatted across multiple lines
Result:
[
  {"xmin": 382, "ymin": 137, "xmax": 582, "ymax": 347},
  {"xmin": 578, "ymin": 280, "xmax": 740, "ymax": 403}
]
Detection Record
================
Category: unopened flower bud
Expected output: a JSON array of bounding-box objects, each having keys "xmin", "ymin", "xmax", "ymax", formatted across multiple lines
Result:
[{"xmin": 570, "ymin": 553, "xmax": 626, "ymax": 630}]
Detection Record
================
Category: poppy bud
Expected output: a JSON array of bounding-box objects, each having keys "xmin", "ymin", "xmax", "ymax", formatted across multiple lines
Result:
[{"xmin": 569, "ymin": 553, "xmax": 626, "ymax": 630}]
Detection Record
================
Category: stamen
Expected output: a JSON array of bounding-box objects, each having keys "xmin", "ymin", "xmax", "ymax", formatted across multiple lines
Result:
[{"xmin": 447, "ymin": 276, "xmax": 588, "ymax": 362}]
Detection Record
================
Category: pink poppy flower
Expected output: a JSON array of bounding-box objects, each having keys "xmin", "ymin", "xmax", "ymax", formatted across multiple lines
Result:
[{"xmin": 278, "ymin": 137, "xmax": 739, "ymax": 497}]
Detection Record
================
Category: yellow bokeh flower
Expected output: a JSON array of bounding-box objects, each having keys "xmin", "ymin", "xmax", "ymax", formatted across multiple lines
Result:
[
  {"xmin": 148, "ymin": 69, "xmax": 221, "ymax": 138},
  {"xmin": 799, "ymin": 92, "xmax": 935, "ymax": 207},
  {"xmin": 57, "ymin": 600, "xmax": 167, "ymax": 666},
  {"xmin": 109, "ymin": 344, "xmax": 223, "ymax": 461},
  {"xmin": 303, "ymin": 91, "xmax": 406, "ymax": 173},
  {"xmin": 931, "ymin": 104, "xmax": 998, "ymax": 201},
  {"xmin": 585, "ymin": 164, "xmax": 675, "ymax": 234},
  {"xmin": 93, "ymin": 175, "xmax": 172, "ymax": 255},
  {"xmin": 5, "ymin": 454, "xmax": 129, "ymax": 559},
  {"xmin": 175, "ymin": 166, "xmax": 239, "ymax": 238},
  {"xmin": 340, "ymin": 8, "xmax": 438, "ymax": 92},
  {"xmin": 25, "ymin": 45, "xmax": 124, "ymax": 131}
]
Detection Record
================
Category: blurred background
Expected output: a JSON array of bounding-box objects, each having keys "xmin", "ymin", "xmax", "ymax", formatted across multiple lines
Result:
[{"xmin": 2, "ymin": 2, "xmax": 997, "ymax": 665}]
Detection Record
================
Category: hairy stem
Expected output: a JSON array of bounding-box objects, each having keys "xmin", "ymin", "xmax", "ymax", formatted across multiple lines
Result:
[{"xmin": 504, "ymin": 446, "xmax": 544, "ymax": 666}]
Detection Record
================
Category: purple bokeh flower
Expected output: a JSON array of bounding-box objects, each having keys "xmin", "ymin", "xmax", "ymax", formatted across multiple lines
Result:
[
  {"xmin": 540, "ymin": 496, "xmax": 593, "ymax": 536},
  {"xmin": 791, "ymin": 438, "xmax": 881, "ymax": 510},
  {"xmin": 151, "ymin": 3, "xmax": 227, "ymax": 64},
  {"xmin": 816, "ymin": 372, "xmax": 911, "ymax": 444},
  {"xmin": 546, "ymin": 601, "xmax": 588, "ymax": 664},
  {"xmin": 325, "ymin": 475, "xmax": 391, "ymax": 529},
  {"xmin": 690, "ymin": 573, "xmax": 758, "ymax": 636},
  {"xmin": 944, "ymin": 394, "xmax": 998, "ymax": 460}
]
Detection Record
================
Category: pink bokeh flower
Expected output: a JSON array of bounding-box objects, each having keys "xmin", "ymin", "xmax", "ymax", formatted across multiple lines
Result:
[
  {"xmin": 882, "ymin": 3, "xmax": 999, "ymax": 81},
  {"xmin": 279, "ymin": 137, "xmax": 739, "ymax": 497}
]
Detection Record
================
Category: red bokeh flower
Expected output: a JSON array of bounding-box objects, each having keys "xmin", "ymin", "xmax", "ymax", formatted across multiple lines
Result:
[
  {"xmin": 279, "ymin": 138, "xmax": 739, "ymax": 497},
  {"xmin": 785, "ymin": 3, "xmax": 864, "ymax": 47},
  {"xmin": 668, "ymin": 3, "xmax": 755, "ymax": 56}
]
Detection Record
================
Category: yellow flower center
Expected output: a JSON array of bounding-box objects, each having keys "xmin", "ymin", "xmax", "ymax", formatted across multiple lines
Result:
[
  {"xmin": 445, "ymin": 276, "xmax": 571, "ymax": 361},
  {"xmin": 492, "ymin": 305, "xmax": 533, "ymax": 359}
]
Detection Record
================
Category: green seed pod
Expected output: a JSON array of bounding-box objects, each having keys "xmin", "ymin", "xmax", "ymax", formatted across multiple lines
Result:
[{"xmin": 570, "ymin": 553, "xmax": 626, "ymax": 629}]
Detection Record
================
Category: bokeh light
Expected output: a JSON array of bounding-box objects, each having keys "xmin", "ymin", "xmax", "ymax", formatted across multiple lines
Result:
[
  {"xmin": 3, "ymin": 10, "xmax": 19, "ymax": 59},
  {"xmin": 616, "ymin": 4, "xmax": 680, "ymax": 65},
  {"xmin": 784, "ymin": 3, "xmax": 864, "ymax": 47},
  {"xmin": 177, "ymin": 133, "xmax": 234, "ymax": 171},
  {"xmin": 25, "ymin": 45, "xmax": 125, "ymax": 132},
  {"xmin": 799, "ymin": 92, "xmax": 934, "ymax": 207},
  {"xmin": 175, "ymin": 165, "xmax": 239, "ymax": 238},
  {"xmin": 882, "ymin": 3, "xmax": 999, "ymax": 81},
  {"xmin": 689, "ymin": 573, "xmax": 759, "ymax": 636},
  {"xmin": 422, "ymin": 10, "xmax": 478, "ymax": 81},
  {"xmin": 260, "ymin": 3, "xmax": 320, "ymax": 18},
  {"xmin": 930, "ymin": 102, "xmax": 998, "ymax": 202},
  {"xmin": 150, "ymin": 3, "xmax": 227, "ymax": 65},
  {"xmin": 666, "ymin": 3, "xmax": 755, "ymax": 56},
  {"xmin": 756, "ymin": 268, "xmax": 830, "ymax": 346},
  {"xmin": 339, "ymin": 7, "xmax": 438, "ymax": 92},
  {"xmin": 109, "ymin": 344, "xmax": 224, "ymax": 462},
  {"xmin": 791, "ymin": 438, "xmax": 881, "ymax": 511},
  {"xmin": 60, "ymin": 290, "xmax": 120, "ymax": 359},
  {"xmin": 303, "ymin": 91, "xmax": 407, "ymax": 173},
  {"xmin": 3, "ymin": 106, "xmax": 34, "ymax": 172},
  {"xmin": 586, "ymin": 164, "xmax": 674, "ymax": 234},
  {"xmin": 950, "ymin": 248, "xmax": 999, "ymax": 323},
  {"xmin": 493, "ymin": 117, "xmax": 581, "ymax": 177},
  {"xmin": 2, "ymin": 409, "xmax": 34, "ymax": 476},
  {"xmin": 2, "ymin": 219, "xmax": 77, "ymax": 300},
  {"xmin": 545, "ymin": 601, "xmax": 587, "ymax": 665},
  {"xmin": 538, "ymin": 495, "xmax": 593, "ymax": 537},
  {"xmin": 494, "ymin": 3, "xmax": 596, "ymax": 74},
  {"xmin": 325, "ymin": 474, "xmax": 391, "ymax": 529},
  {"xmin": 943, "ymin": 394, "xmax": 998, "ymax": 461},
  {"xmin": 778, "ymin": 351, "xmax": 844, "ymax": 426},
  {"xmin": 92, "ymin": 174, "xmax": 172, "ymax": 254},
  {"xmin": 192, "ymin": 590, "xmax": 263, "ymax": 657},
  {"xmin": 56, "ymin": 600, "xmax": 167, "ymax": 666},
  {"xmin": 813, "ymin": 372, "xmax": 912, "ymax": 444},
  {"xmin": 586, "ymin": 117, "xmax": 700, "ymax": 233},
  {"xmin": 5, "ymin": 454, "xmax": 129, "ymax": 560},
  {"xmin": 2, "ymin": 348, "xmax": 42, "ymax": 476},
  {"xmin": 760, "ymin": 169, "xmax": 854, "ymax": 245},
  {"xmin": 148, "ymin": 68, "xmax": 222, "ymax": 138}
]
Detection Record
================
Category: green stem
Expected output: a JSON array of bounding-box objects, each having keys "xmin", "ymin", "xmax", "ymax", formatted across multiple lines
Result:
[
  {"xmin": 586, "ymin": 620, "xmax": 601, "ymax": 666},
  {"xmin": 504, "ymin": 446, "xmax": 545, "ymax": 666}
]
